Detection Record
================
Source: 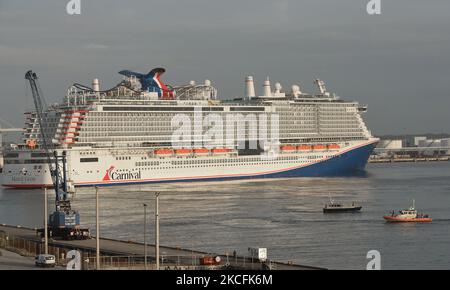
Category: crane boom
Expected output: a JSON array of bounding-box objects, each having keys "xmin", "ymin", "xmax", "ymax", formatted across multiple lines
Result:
[
  {"xmin": 25, "ymin": 71, "xmax": 68, "ymax": 202},
  {"xmin": 25, "ymin": 71, "xmax": 52, "ymax": 164}
]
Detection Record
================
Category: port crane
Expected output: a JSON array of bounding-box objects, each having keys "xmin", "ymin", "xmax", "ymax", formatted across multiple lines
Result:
[{"xmin": 25, "ymin": 70, "xmax": 90, "ymax": 240}]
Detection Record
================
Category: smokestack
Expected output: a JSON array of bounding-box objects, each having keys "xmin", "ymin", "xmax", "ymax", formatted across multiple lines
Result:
[
  {"xmin": 245, "ymin": 76, "xmax": 256, "ymax": 99},
  {"xmin": 92, "ymin": 78, "xmax": 100, "ymax": 92},
  {"xmin": 263, "ymin": 77, "xmax": 272, "ymax": 97}
]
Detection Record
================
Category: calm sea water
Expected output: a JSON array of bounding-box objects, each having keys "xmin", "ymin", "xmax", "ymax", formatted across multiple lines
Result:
[{"xmin": 1, "ymin": 162, "xmax": 449, "ymax": 270}]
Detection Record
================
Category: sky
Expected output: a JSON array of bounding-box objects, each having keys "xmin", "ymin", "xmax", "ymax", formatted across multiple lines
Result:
[{"xmin": 0, "ymin": 0, "xmax": 449, "ymax": 135}]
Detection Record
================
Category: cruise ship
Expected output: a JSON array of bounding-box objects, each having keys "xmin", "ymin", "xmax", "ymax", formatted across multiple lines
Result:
[{"xmin": 1, "ymin": 68, "xmax": 378, "ymax": 188}]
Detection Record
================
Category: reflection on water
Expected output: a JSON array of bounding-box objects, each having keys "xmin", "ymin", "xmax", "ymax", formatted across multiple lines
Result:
[{"xmin": 1, "ymin": 162, "xmax": 450, "ymax": 269}]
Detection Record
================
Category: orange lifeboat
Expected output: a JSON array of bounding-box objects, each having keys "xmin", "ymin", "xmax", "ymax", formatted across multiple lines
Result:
[
  {"xmin": 175, "ymin": 149, "xmax": 193, "ymax": 155},
  {"xmin": 154, "ymin": 149, "xmax": 174, "ymax": 155},
  {"xmin": 327, "ymin": 144, "xmax": 340, "ymax": 150},
  {"xmin": 193, "ymin": 148, "xmax": 210, "ymax": 155},
  {"xmin": 211, "ymin": 148, "xmax": 232, "ymax": 154},
  {"xmin": 297, "ymin": 145, "xmax": 312, "ymax": 151},
  {"xmin": 312, "ymin": 144, "xmax": 327, "ymax": 150},
  {"xmin": 280, "ymin": 145, "xmax": 296, "ymax": 152}
]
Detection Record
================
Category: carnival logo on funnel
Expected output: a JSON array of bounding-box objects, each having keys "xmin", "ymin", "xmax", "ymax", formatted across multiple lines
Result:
[{"xmin": 103, "ymin": 166, "xmax": 141, "ymax": 181}]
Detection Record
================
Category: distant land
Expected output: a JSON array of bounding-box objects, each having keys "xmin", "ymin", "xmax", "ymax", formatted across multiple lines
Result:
[{"xmin": 375, "ymin": 133, "xmax": 450, "ymax": 140}]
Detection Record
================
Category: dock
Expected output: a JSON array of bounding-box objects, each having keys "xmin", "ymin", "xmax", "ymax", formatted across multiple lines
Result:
[{"xmin": 0, "ymin": 224, "xmax": 324, "ymax": 270}]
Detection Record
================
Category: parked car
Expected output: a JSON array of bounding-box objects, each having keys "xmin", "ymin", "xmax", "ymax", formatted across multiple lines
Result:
[{"xmin": 35, "ymin": 254, "xmax": 56, "ymax": 268}]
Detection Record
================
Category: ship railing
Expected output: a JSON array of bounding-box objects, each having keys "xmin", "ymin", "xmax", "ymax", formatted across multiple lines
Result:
[{"xmin": 172, "ymin": 84, "xmax": 217, "ymax": 100}]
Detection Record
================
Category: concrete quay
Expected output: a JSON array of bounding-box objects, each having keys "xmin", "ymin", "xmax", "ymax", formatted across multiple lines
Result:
[{"xmin": 0, "ymin": 224, "xmax": 324, "ymax": 270}]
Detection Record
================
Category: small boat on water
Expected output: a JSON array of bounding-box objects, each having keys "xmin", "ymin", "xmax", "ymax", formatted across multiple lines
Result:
[
  {"xmin": 323, "ymin": 195, "xmax": 362, "ymax": 213},
  {"xmin": 383, "ymin": 200, "xmax": 432, "ymax": 223}
]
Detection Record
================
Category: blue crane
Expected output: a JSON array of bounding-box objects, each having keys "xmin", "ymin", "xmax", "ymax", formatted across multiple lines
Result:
[{"xmin": 25, "ymin": 70, "xmax": 90, "ymax": 240}]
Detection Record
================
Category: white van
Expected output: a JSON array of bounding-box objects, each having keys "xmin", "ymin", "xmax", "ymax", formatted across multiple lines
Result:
[{"xmin": 35, "ymin": 254, "xmax": 56, "ymax": 267}]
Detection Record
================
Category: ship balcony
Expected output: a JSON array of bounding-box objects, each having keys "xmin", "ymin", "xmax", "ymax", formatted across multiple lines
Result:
[
  {"xmin": 64, "ymin": 114, "xmax": 84, "ymax": 119},
  {"xmin": 62, "ymin": 121, "xmax": 83, "ymax": 126},
  {"xmin": 59, "ymin": 132, "xmax": 75, "ymax": 136},
  {"xmin": 62, "ymin": 125, "xmax": 81, "ymax": 129}
]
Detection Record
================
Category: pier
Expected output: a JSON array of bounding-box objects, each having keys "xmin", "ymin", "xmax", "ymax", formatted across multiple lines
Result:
[
  {"xmin": 372, "ymin": 137, "xmax": 450, "ymax": 164},
  {"xmin": 0, "ymin": 224, "xmax": 324, "ymax": 270}
]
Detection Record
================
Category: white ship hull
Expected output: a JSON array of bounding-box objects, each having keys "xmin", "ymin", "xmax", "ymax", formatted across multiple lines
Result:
[{"xmin": 1, "ymin": 139, "xmax": 378, "ymax": 188}]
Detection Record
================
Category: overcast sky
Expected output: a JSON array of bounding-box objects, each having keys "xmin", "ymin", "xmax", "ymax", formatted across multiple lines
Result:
[{"xmin": 0, "ymin": 0, "xmax": 449, "ymax": 135}]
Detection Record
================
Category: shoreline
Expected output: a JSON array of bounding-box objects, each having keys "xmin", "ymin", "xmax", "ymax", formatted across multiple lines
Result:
[{"xmin": 369, "ymin": 157, "xmax": 450, "ymax": 163}]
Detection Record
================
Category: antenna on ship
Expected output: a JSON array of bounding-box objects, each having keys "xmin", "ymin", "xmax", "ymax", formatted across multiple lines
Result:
[{"xmin": 314, "ymin": 79, "xmax": 330, "ymax": 96}]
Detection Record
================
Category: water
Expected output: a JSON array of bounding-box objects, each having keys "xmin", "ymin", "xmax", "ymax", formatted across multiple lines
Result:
[{"xmin": 1, "ymin": 162, "xmax": 449, "ymax": 270}]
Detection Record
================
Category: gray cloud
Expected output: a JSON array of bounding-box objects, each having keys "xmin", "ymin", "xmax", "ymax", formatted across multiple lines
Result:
[{"xmin": 0, "ymin": 0, "xmax": 449, "ymax": 134}]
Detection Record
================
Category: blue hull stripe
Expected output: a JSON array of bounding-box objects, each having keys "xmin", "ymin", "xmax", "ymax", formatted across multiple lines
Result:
[{"xmin": 77, "ymin": 142, "xmax": 376, "ymax": 188}]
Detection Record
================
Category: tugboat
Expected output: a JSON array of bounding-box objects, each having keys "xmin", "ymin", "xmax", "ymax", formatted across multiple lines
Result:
[
  {"xmin": 383, "ymin": 200, "xmax": 432, "ymax": 223},
  {"xmin": 323, "ymin": 194, "xmax": 362, "ymax": 213}
]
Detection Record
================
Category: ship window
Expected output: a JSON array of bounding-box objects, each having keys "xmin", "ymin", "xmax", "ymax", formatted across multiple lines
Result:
[
  {"xmin": 230, "ymin": 107, "xmax": 265, "ymax": 112},
  {"xmin": 80, "ymin": 157, "xmax": 98, "ymax": 163}
]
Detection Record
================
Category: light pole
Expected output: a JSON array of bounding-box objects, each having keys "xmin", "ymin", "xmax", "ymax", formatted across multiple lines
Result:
[
  {"xmin": 143, "ymin": 203, "xmax": 148, "ymax": 270},
  {"xmin": 44, "ymin": 187, "xmax": 48, "ymax": 255},
  {"xmin": 155, "ymin": 192, "xmax": 160, "ymax": 270},
  {"xmin": 95, "ymin": 186, "xmax": 100, "ymax": 270}
]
